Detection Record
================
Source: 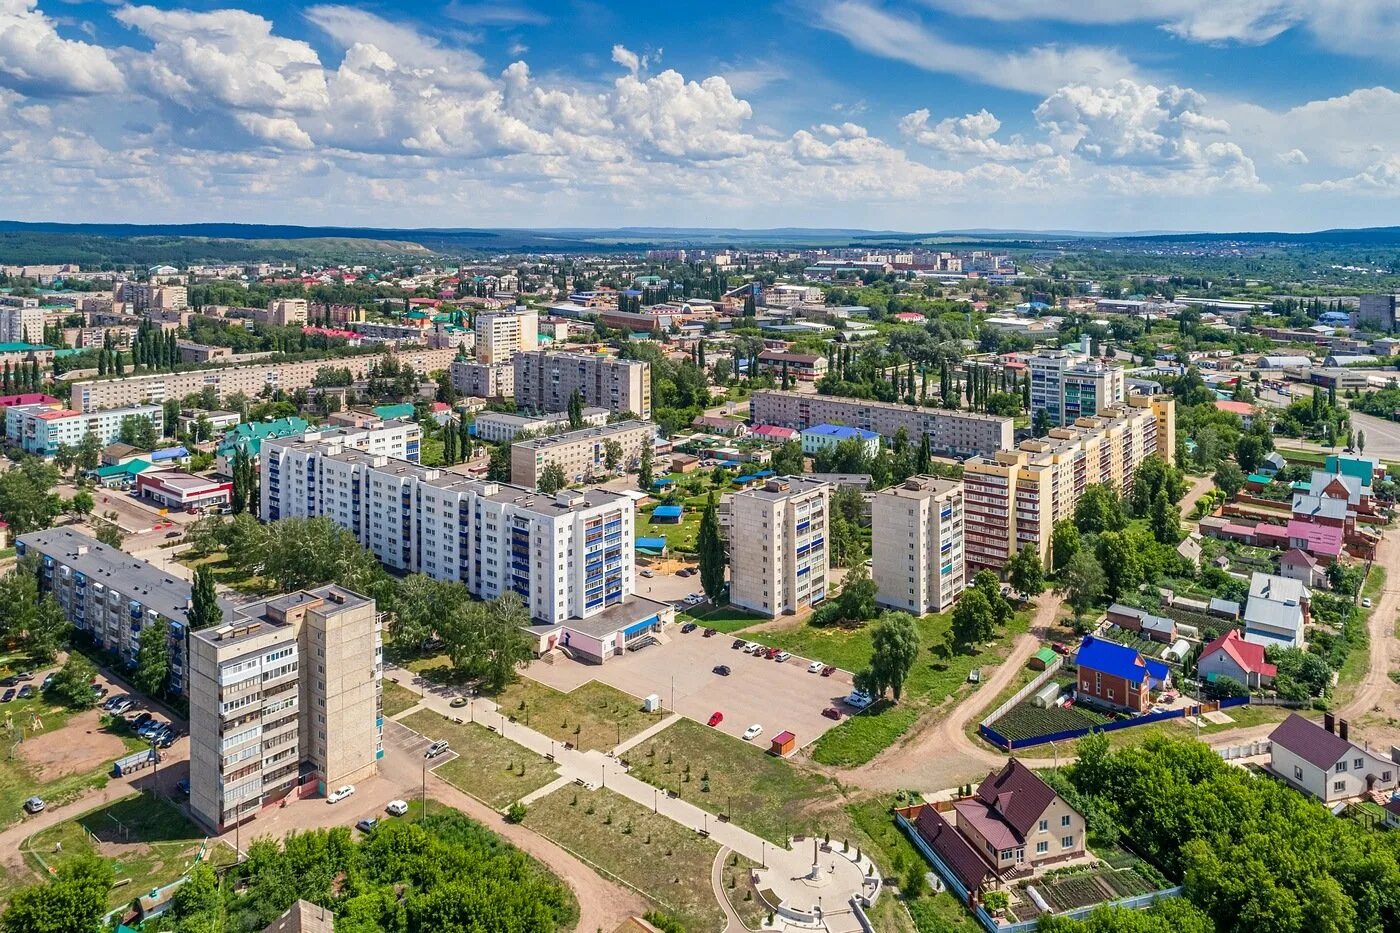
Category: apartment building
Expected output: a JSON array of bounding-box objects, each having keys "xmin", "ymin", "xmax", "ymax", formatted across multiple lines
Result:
[
  {"xmin": 67, "ymin": 348, "xmax": 457, "ymax": 411},
  {"xmin": 264, "ymin": 298, "xmax": 309, "ymax": 327},
  {"xmin": 1028, "ymin": 350, "xmax": 1124, "ymax": 427},
  {"xmin": 0, "ymin": 305, "xmax": 44, "ymax": 344},
  {"xmin": 873, "ymin": 476, "xmax": 965, "ymax": 614},
  {"xmin": 513, "ymin": 350, "xmax": 651, "ymax": 419},
  {"xmin": 450, "ymin": 359, "xmax": 514, "ymax": 399},
  {"xmin": 8, "ymin": 403, "xmax": 163, "ymax": 456},
  {"xmin": 1359, "ymin": 294, "xmax": 1398, "ymax": 332},
  {"xmin": 756, "ymin": 349, "xmax": 828, "ymax": 381},
  {"xmin": 475, "ymin": 308, "xmax": 538, "ymax": 364},
  {"xmin": 260, "ymin": 440, "xmax": 668, "ymax": 648},
  {"xmin": 750, "ymin": 390, "xmax": 1014, "ymax": 460},
  {"xmin": 121, "ymin": 282, "xmax": 188, "ymax": 312},
  {"xmin": 18, "ymin": 528, "xmax": 226, "ymax": 695},
  {"xmin": 474, "ymin": 407, "xmax": 607, "ymax": 443},
  {"xmin": 961, "ymin": 395, "xmax": 1175, "ymax": 574},
  {"xmin": 729, "ymin": 476, "xmax": 830, "ymax": 617},
  {"xmin": 511, "ymin": 420, "xmax": 653, "ymax": 489},
  {"xmin": 188, "ymin": 584, "xmax": 382, "ymax": 832}
]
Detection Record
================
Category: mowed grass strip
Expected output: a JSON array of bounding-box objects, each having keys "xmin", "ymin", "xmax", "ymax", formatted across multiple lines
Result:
[
  {"xmin": 379, "ymin": 679, "xmax": 421, "ymax": 719},
  {"xmin": 522, "ymin": 786, "xmax": 724, "ymax": 933},
  {"xmin": 400, "ymin": 709, "xmax": 559, "ymax": 809},
  {"xmin": 493, "ymin": 680, "xmax": 664, "ymax": 752},
  {"xmin": 624, "ymin": 718, "xmax": 831, "ymax": 845}
]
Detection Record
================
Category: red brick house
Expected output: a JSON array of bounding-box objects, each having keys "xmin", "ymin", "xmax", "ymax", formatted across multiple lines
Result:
[{"xmin": 1073, "ymin": 635, "xmax": 1171, "ymax": 713}]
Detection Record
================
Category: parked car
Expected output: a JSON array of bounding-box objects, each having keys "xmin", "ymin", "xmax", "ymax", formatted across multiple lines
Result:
[
  {"xmin": 712, "ymin": 665, "xmax": 731, "ymax": 676},
  {"xmin": 108, "ymin": 697, "xmax": 130, "ymax": 713},
  {"xmin": 676, "ymin": 568, "xmax": 693, "ymax": 578},
  {"xmin": 165, "ymin": 530, "xmax": 182, "ymax": 539},
  {"xmin": 681, "ymin": 622, "xmax": 698, "ymax": 634},
  {"xmin": 774, "ymin": 651, "xmax": 791, "ymax": 663},
  {"xmin": 743, "ymin": 642, "xmax": 761, "ymax": 654},
  {"xmin": 327, "ymin": 785, "xmax": 356, "ymax": 804},
  {"xmin": 131, "ymin": 712, "xmax": 153, "ymax": 730},
  {"xmin": 40, "ymin": 673, "xmax": 55, "ymax": 691},
  {"xmin": 821, "ymin": 666, "xmax": 836, "ymax": 677},
  {"xmin": 640, "ymin": 569, "xmax": 654, "ymax": 578},
  {"xmin": 731, "ymin": 638, "xmax": 746, "ymax": 649},
  {"xmin": 742, "ymin": 724, "xmax": 763, "ymax": 741},
  {"xmin": 385, "ymin": 799, "xmax": 409, "ymax": 816},
  {"xmin": 807, "ymin": 660, "xmax": 823, "ymax": 673},
  {"xmin": 425, "ymin": 740, "xmax": 451, "ymax": 759},
  {"xmin": 22, "ymin": 796, "xmax": 44, "ymax": 814},
  {"xmin": 707, "ymin": 711, "xmax": 724, "ymax": 727},
  {"xmin": 1050, "ymin": 643, "xmax": 1069, "ymax": 656},
  {"xmin": 0, "ymin": 676, "xmax": 15, "ymax": 688},
  {"xmin": 14, "ymin": 671, "xmax": 32, "ymax": 682},
  {"xmin": 1, "ymin": 689, "xmax": 15, "ymax": 703},
  {"xmin": 176, "ymin": 779, "xmax": 190, "ymax": 797},
  {"xmin": 1362, "ymin": 597, "xmax": 1373, "ymax": 608},
  {"xmin": 703, "ymin": 628, "xmax": 718, "ymax": 638},
  {"xmin": 17, "ymin": 685, "xmax": 34, "ymax": 700},
  {"xmin": 355, "ymin": 818, "xmax": 378, "ymax": 833},
  {"xmin": 91, "ymin": 685, "xmax": 108, "ymax": 701},
  {"xmin": 845, "ymin": 690, "xmax": 874, "ymax": 710},
  {"xmin": 822, "ymin": 707, "xmax": 842, "ymax": 720}
]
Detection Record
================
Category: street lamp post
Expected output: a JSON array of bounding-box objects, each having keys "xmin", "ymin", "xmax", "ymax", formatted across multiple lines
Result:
[{"xmin": 654, "ymin": 788, "xmax": 658, "ymax": 813}]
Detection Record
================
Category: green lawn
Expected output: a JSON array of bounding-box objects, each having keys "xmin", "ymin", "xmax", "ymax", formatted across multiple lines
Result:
[
  {"xmin": 179, "ymin": 551, "xmax": 272, "ymax": 596},
  {"xmin": 24, "ymin": 793, "xmax": 217, "ymax": 909},
  {"xmin": 719, "ymin": 852, "xmax": 767, "ymax": 931},
  {"xmin": 751, "ymin": 607, "xmax": 1032, "ymax": 767},
  {"xmin": 623, "ymin": 718, "xmax": 832, "ymax": 845},
  {"xmin": 400, "ymin": 708, "xmax": 559, "ymax": 809},
  {"xmin": 492, "ymin": 679, "xmax": 665, "ymax": 752},
  {"xmin": 639, "ymin": 507, "xmax": 702, "ymax": 553},
  {"xmin": 380, "ymin": 680, "xmax": 421, "ymax": 719},
  {"xmin": 677, "ymin": 603, "xmax": 769, "ymax": 633},
  {"xmin": 522, "ymin": 786, "xmax": 724, "ymax": 933}
]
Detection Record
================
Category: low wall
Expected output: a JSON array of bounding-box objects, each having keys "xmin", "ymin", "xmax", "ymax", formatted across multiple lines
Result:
[{"xmin": 980, "ymin": 697, "xmax": 1251, "ymax": 751}]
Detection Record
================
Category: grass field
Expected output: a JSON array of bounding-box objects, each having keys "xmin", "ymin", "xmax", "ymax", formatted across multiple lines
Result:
[
  {"xmin": 380, "ymin": 680, "xmax": 421, "ymax": 719},
  {"xmin": 24, "ymin": 793, "xmax": 223, "ymax": 909},
  {"xmin": 493, "ymin": 679, "xmax": 664, "ymax": 752},
  {"xmin": 677, "ymin": 603, "xmax": 769, "ymax": 634},
  {"xmin": 640, "ymin": 505, "xmax": 702, "ymax": 553},
  {"xmin": 623, "ymin": 718, "xmax": 832, "ymax": 845},
  {"xmin": 751, "ymin": 607, "xmax": 1032, "ymax": 767},
  {"xmin": 400, "ymin": 708, "xmax": 559, "ymax": 809},
  {"xmin": 719, "ymin": 851, "xmax": 767, "ymax": 931},
  {"xmin": 522, "ymin": 786, "xmax": 724, "ymax": 933},
  {"xmin": 178, "ymin": 551, "xmax": 272, "ymax": 596}
]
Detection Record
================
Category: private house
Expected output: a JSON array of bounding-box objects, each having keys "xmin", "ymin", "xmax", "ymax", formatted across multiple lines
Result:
[
  {"xmin": 1279, "ymin": 548, "xmax": 1325, "ymax": 588},
  {"xmin": 750, "ymin": 424, "xmax": 800, "ymax": 444},
  {"xmin": 689, "ymin": 414, "xmax": 748, "ymax": 437},
  {"xmin": 1105, "ymin": 604, "xmax": 1177, "ymax": 643},
  {"xmin": 1268, "ymin": 713, "xmax": 1399, "ymax": 804},
  {"xmin": 1197, "ymin": 629, "xmax": 1277, "ymax": 689},
  {"xmin": 1243, "ymin": 572, "xmax": 1308, "ymax": 650},
  {"xmin": 1073, "ymin": 635, "xmax": 1170, "ymax": 713}
]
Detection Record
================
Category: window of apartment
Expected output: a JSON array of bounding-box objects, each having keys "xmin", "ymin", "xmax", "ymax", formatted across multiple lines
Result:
[
  {"xmin": 1295, "ymin": 766, "xmax": 1304, "ymax": 781},
  {"xmin": 1061, "ymin": 814, "xmax": 1071, "ymax": 827},
  {"xmin": 1061, "ymin": 835, "xmax": 1075, "ymax": 850}
]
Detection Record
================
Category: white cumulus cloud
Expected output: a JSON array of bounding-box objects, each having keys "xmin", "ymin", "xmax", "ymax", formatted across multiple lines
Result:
[{"xmin": 0, "ymin": 0, "xmax": 123, "ymax": 96}]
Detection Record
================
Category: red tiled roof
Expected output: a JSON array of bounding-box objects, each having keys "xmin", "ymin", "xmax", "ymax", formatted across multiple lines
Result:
[
  {"xmin": 1200, "ymin": 629, "xmax": 1277, "ymax": 678},
  {"xmin": 1215, "ymin": 400, "xmax": 1257, "ymax": 416},
  {"xmin": 913, "ymin": 806, "xmax": 991, "ymax": 893}
]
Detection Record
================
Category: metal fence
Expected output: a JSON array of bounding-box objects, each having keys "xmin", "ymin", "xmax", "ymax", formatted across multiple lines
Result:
[
  {"xmin": 981, "ymin": 696, "xmax": 1253, "ymax": 751},
  {"xmin": 979, "ymin": 656, "xmax": 1065, "ymax": 729}
]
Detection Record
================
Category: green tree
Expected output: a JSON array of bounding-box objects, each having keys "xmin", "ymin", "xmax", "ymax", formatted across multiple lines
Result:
[
  {"xmin": 68, "ymin": 489, "xmax": 93, "ymax": 518},
  {"xmin": 1213, "ymin": 461, "xmax": 1246, "ymax": 498},
  {"xmin": 603, "ymin": 439, "xmax": 623, "ymax": 471},
  {"xmin": 94, "ymin": 521, "xmax": 123, "ymax": 548},
  {"xmin": 487, "ymin": 443, "xmax": 512, "ymax": 482},
  {"xmin": 0, "ymin": 567, "xmax": 69, "ymax": 664},
  {"xmin": 119, "ymin": 414, "xmax": 159, "ymax": 450},
  {"xmin": 0, "ymin": 854, "xmax": 112, "ymax": 933},
  {"xmin": 186, "ymin": 564, "xmax": 223, "ymax": 631},
  {"xmin": 1095, "ymin": 530, "xmax": 1142, "ymax": 601},
  {"xmin": 231, "ymin": 446, "xmax": 254, "ymax": 515},
  {"xmin": 74, "ymin": 431, "xmax": 101, "ymax": 474},
  {"xmin": 1050, "ymin": 519, "xmax": 1080, "ymax": 573},
  {"xmin": 1058, "ymin": 550, "xmax": 1106, "ymax": 623},
  {"xmin": 637, "ymin": 444, "xmax": 654, "ymax": 492},
  {"xmin": 696, "ymin": 492, "xmax": 726, "ymax": 603},
  {"xmin": 1032, "ymin": 407, "xmax": 1052, "ymax": 437},
  {"xmin": 537, "ymin": 463, "xmax": 567, "ymax": 494},
  {"xmin": 50, "ymin": 654, "xmax": 98, "ymax": 709},
  {"xmin": 1074, "ymin": 483, "xmax": 1125, "ymax": 534},
  {"xmin": 0, "ymin": 458, "xmax": 61, "ymax": 533},
  {"xmin": 167, "ymin": 861, "xmax": 219, "ymax": 927},
  {"xmin": 771, "ymin": 440, "xmax": 804, "ymax": 476},
  {"xmin": 1007, "ymin": 545, "xmax": 1045, "ymax": 598},
  {"xmin": 133, "ymin": 623, "xmax": 170, "ymax": 698},
  {"xmin": 1149, "ymin": 491, "xmax": 1182, "ymax": 545},
  {"xmin": 567, "ymin": 389, "xmax": 585, "ymax": 430},
  {"xmin": 1235, "ymin": 434, "xmax": 1266, "ymax": 474},
  {"xmin": 951, "ymin": 588, "xmax": 996, "ymax": 645},
  {"xmin": 867, "ymin": 611, "xmax": 921, "ymax": 701}
]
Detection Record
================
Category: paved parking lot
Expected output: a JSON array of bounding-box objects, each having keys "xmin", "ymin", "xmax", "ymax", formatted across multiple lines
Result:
[
  {"xmin": 382, "ymin": 717, "xmax": 461, "ymax": 770},
  {"xmin": 523, "ymin": 628, "xmax": 855, "ymax": 750}
]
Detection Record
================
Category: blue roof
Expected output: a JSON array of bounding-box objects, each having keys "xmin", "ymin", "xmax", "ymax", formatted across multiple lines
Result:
[
  {"xmin": 652, "ymin": 505, "xmax": 683, "ymax": 519},
  {"xmin": 635, "ymin": 536, "xmax": 668, "ymax": 550},
  {"xmin": 150, "ymin": 446, "xmax": 189, "ymax": 461},
  {"xmin": 804, "ymin": 424, "xmax": 879, "ymax": 442},
  {"xmin": 1075, "ymin": 635, "xmax": 1169, "ymax": 684},
  {"xmin": 753, "ymin": 469, "xmax": 775, "ymax": 478},
  {"xmin": 717, "ymin": 459, "xmax": 740, "ymax": 467},
  {"xmin": 652, "ymin": 477, "xmax": 675, "ymax": 487}
]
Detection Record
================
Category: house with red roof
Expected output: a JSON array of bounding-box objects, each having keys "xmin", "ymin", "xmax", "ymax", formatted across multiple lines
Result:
[
  {"xmin": 750, "ymin": 424, "xmax": 800, "ymax": 443},
  {"xmin": 1197, "ymin": 629, "xmax": 1277, "ymax": 689},
  {"xmin": 1214, "ymin": 399, "xmax": 1258, "ymax": 427}
]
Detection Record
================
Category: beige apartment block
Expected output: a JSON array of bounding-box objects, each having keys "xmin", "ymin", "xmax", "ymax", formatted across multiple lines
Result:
[
  {"xmin": 450, "ymin": 359, "xmax": 515, "ymax": 399},
  {"xmin": 513, "ymin": 350, "xmax": 651, "ymax": 418},
  {"xmin": 749, "ymin": 389, "xmax": 1014, "ymax": 459},
  {"xmin": 188, "ymin": 585, "xmax": 382, "ymax": 833},
  {"xmin": 728, "ymin": 476, "xmax": 830, "ymax": 617},
  {"xmin": 263, "ymin": 298, "xmax": 309, "ymax": 327},
  {"xmin": 68, "ymin": 347, "xmax": 457, "ymax": 411},
  {"xmin": 873, "ymin": 475, "xmax": 966, "ymax": 614},
  {"xmin": 475, "ymin": 309, "xmax": 538, "ymax": 364},
  {"xmin": 511, "ymin": 420, "xmax": 653, "ymax": 489},
  {"xmin": 962, "ymin": 395, "xmax": 1175, "ymax": 574}
]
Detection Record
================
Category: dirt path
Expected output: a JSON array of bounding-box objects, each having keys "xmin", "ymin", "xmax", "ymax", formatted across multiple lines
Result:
[
  {"xmin": 1180, "ymin": 473, "xmax": 1217, "ymax": 515},
  {"xmin": 1338, "ymin": 530, "xmax": 1400, "ymax": 722}
]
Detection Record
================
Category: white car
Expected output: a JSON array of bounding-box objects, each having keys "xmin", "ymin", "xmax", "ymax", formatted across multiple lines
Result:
[
  {"xmin": 774, "ymin": 651, "xmax": 791, "ymax": 662},
  {"xmin": 385, "ymin": 799, "xmax": 409, "ymax": 816},
  {"xmin": 1362, "ymin": 597, "xmax": 1373, "ymax": 608},
  {"xmin": 742, "ymin": 724, "xmax": 763, "ymax": 741},
  {"xmin": 327, "ymin": 784, "xmax": 356, "ymax": 804},
  {"xmin": 807, "ymin": 660, "xmax": 824, "ymax": 673},
  {"xmin": 743, "ymin": 642, "xmax": 761, "ymax": 654},
  {"xmin": 845, "ymin": 690, "xmax": 874, "ymax": 710}
]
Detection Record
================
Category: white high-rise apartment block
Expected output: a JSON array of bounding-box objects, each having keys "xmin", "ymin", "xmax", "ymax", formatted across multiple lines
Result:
[
  {"xmin": 872, "ymin": 476, "xmax": 965, "ymax": 614},
  {"xmin": 728, "ymin": 476, "xmax": 831, "ymax": 618},
  {"xmin": 475, "ymin": 308, "xmax": 538, "ymax": 364},
  {"xmin": 0, "ymin": 305, "xmax": 44, "ymax": 344},
  {"xmin": 1028, "ymin": 350, "xmax": 1124, "ymax": 427}
]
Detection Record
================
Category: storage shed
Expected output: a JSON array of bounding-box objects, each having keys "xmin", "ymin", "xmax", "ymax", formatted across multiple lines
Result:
[{"xmin": 769, "ymin": 731, "xmax": 797, "ymax": 757}]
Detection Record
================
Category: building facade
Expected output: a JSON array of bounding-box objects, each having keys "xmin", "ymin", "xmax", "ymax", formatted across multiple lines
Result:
[
  {"xmin": 1359, "ymin": 294, "xmax": 1398, "ymax": 332},
  {"xmin": 872, "ymin": 476, "xmax": 966, "ymax": 614},
  {"xmin": 188, "ymin": 585, "xmax": 382, "ymax": 832},
  {"xmin": 9, "ymin": 403, "xmax": 163, "ymax": 456},
  {"xmin": 450, "ymin": 359, "xmax": 515, "ymax": 399},
  {"xmin": 750, "ymin": 390, "xmax": 1014, "ymax": 460},
  {"xmin": 728, "ymin": 476, "xmax": 830, "ymax": 617},
  {"xmin": 513, "ymin": 350, "xmax": 651, "ymax": 418},
  {"xmin": 0, "ymin": 305, "xmax": 44, "ymax": 344},
  {"xmin": 510, "ymin": 420, "xmax": 653, "ymax": 489},
  {"xmin": 473, "ymin": 407, "xmax": 607, "ymax": 444},
  {"xmin": 1028, "ymin": 350, "xmax": 1125, "ymax": 427},
  {"xmin": 475, "ymin": 309, "xmax": 538, "ymax": 364},
  {"xmin": 961, "ymin": 395, "xmax": 1176, "ymax": 574}
]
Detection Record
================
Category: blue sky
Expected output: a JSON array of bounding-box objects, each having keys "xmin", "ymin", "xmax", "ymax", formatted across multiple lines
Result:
[{"xmin": 3, "ymin": 0, "xmax": 1400, "ymax": 232}]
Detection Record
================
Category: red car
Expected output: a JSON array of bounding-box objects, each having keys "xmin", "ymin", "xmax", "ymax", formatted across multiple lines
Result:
[
  {"xmin": 821, "ymin": 707, "xmax": 842, "ymax": 720},
  {"xmin": 821, "ymin": 666, "xmax": 836, "ymax": 677},
  {"xmin": 707, "ymin": 711, "xmax": 724, "ymax": 727},
  {"xmin": 766, "ymin": 647, "xmax": 781, "ymax": 659},
  {"xmin": 1050, "ymin": 642, "xmax": 1069, "ymax": 655}
]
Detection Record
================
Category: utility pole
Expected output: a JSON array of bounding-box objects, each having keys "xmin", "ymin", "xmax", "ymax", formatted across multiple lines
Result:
[{"xmin": 421, "ymin": 757, "xmax": 427, "ymax": 818}]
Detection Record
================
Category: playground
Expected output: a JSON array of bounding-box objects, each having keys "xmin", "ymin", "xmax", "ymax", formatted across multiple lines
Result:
[{"xmin": 15, "ymin": 709, "xmax": 129, "ymax": 781}]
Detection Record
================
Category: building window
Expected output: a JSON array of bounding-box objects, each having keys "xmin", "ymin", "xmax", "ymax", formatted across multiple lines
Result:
[
  {"xmin": 1333, "ymin": 780, "xmax": 1346, "ymax": 793},
  {"xmin": 1039, "ymin": 819, "xmax": 1048, "ymax": 833},
  {"xmin": 1336, "ymin": 761, "xmax": 1347, "ymax": 773},
  {"xmin": 1355, "ymin": 758, "xmax": 1365, "ymax": 771},
  {"xmin": 1000, "ymin": 849, "xmax": 1013, "ymax": 861},
  {"xmin": 1036, "ymin": 841, "xmax": 1049, "ymax": 854},
  {"xmin": 1061, "ymin": 814, "xmax": 1071, "ymax": 827},
  {"xmin": 1061, "ymin": 835, "xmax": 1075, "ymax": 849},
  {"xmin": 1295, "ymin": 766, "xmax": 1304, "ymax": 781}
]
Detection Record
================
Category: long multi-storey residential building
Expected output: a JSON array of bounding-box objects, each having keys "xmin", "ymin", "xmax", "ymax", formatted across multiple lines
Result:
[
  {"xmin": 513, "ymin": 350, "xmax": 651, "ymax": 419},
  {"xmin": 260, "ymin": 439, "xmax": 669, "ymax": 655},
  {"xmin": 8, "ymin": 402, "xmax": 163, "ymax": 456},
  {"xmin": 450, "ymin": 359, "xmax": 514, "ymax": 399},
  {"xmin": 474, "ymin": 407, "xmax": 608, "ymax": 443},
  {"xmin": 872, "ymin": 476, "xmax": 965, "ymax": 614},
  {"xmin": 961, "ymin": 395, "xmax": 1176, "ymax": 574},
  {"xmin": 188, "ymin": 584, "xmax": 382, "ymax": 832},
  {"xmin": 18, "ymin": 528, "xmax": 230, "ymax": 695},
  {"xmin": 729, "ymin": 476, "xmax": 830, "ymax": 618},
  {"xmin": 1028, "ymin": 350, "xmax": 1125, "ymax": 427},
  {"xmin": 511, "ymin": 420, "xmax": 653, "ymax": 489},
  {"xmin": 750, "ymin": 389, "xmax": 1014, "ymax": 459},
  {"xmin": 67, "ymin": 348, "xmax": 457, "ymax": 412},
  {"xmin": 475, "ymin": 309, "xmax": 538, "ymax": 364}
]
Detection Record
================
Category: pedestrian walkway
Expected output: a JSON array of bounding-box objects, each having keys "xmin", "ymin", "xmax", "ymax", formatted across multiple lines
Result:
[{"xmin": 613, "ymin": 712, "xmax": 679, "ymax": 755}]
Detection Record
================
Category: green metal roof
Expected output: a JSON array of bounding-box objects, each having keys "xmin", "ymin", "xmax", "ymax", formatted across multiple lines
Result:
[
  {"xmin": 1246, "ymin": 473, "xmax": 1272, "ymax": 485},
  {"xmin": 373, "ymin": 403, "xmax": 415, "ymax": 420},
  {"xmin": 215, "ymin": 417, "xmax": 310, "ymax": 457},
  {"xmin": 92, "ymin": 459, "xmax": 152, "ymax": 478},
  {"xmin": 1031, "ymin": 647, "xmax": 1058, "ymax": 665},
  {"xmin": 1324, "ymin": 454, "xmax": 1376, "ymax": 488},
  {"xmin": 0, "ymin": 342, "xmax": 52, "ymax": 352}
]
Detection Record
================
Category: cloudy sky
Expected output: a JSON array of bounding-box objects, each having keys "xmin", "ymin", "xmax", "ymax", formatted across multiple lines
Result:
[{"xmin": 3, "ymin": 0, "xmax": 1400, "ymax": 232}]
